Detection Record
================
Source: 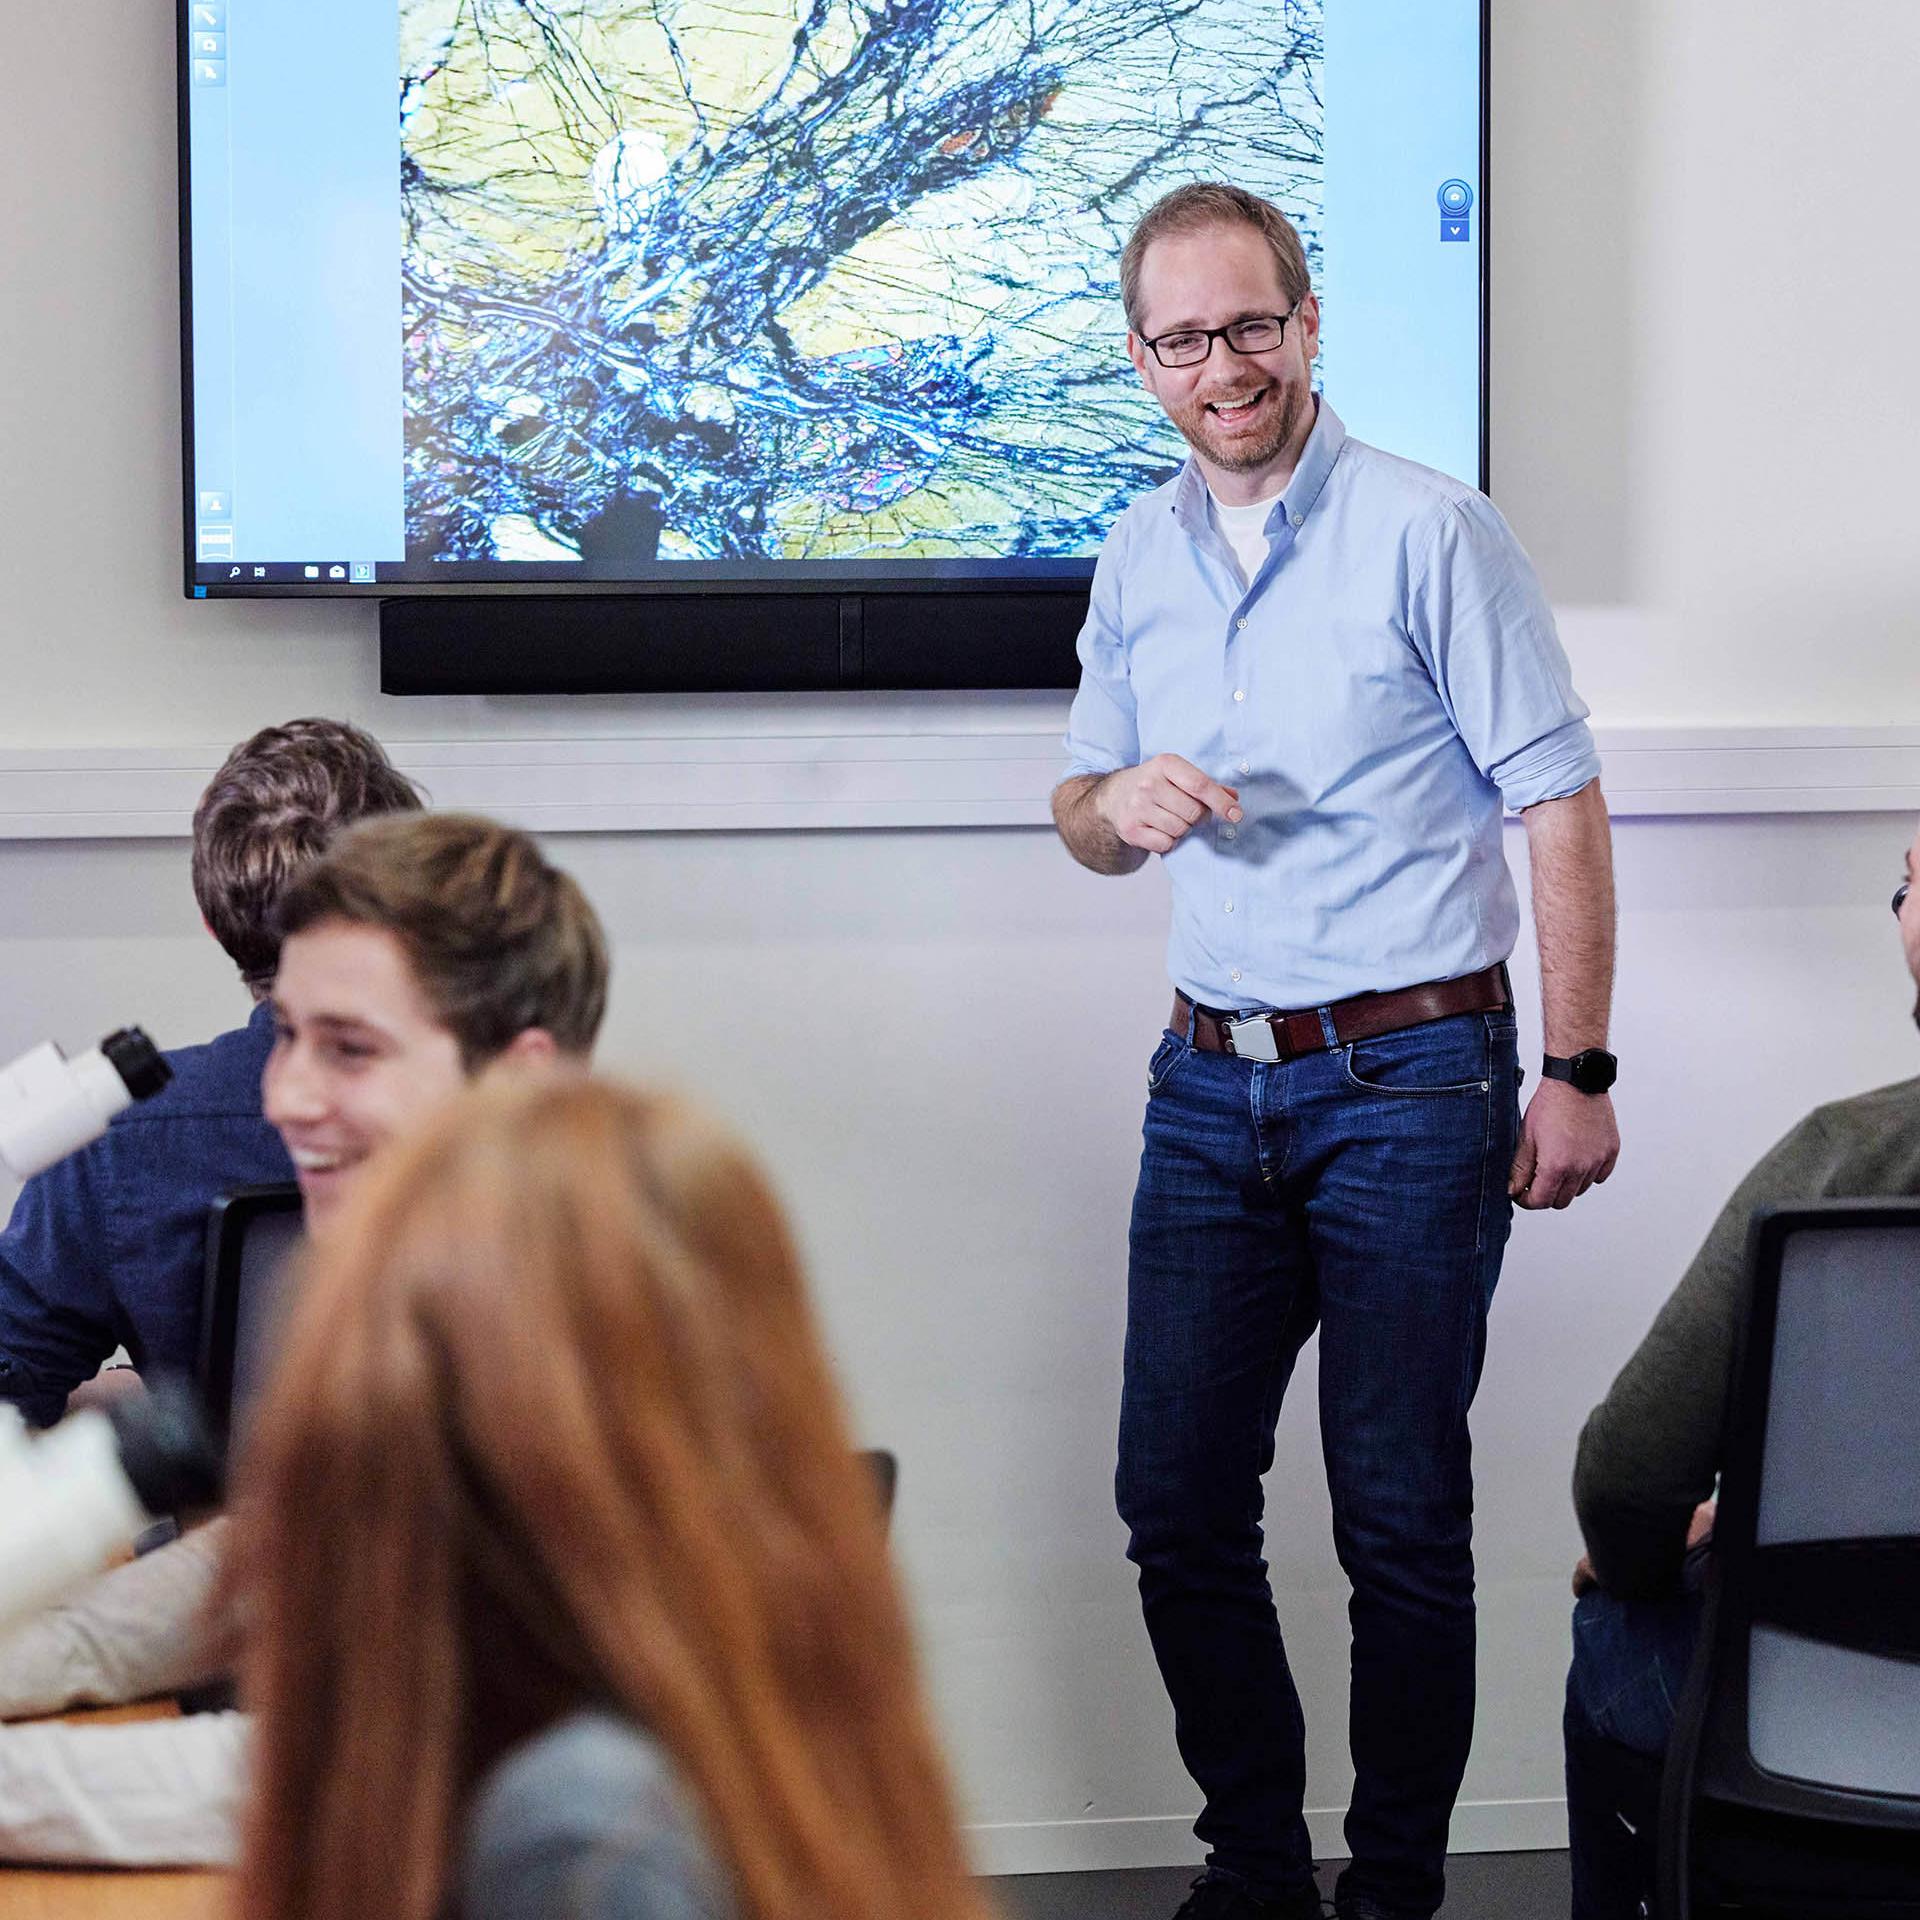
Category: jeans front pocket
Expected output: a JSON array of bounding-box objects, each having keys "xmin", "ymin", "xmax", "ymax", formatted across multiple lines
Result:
[
  {"xmin": 1146, "ymin": 1028, "xmax": 1195, "ymax": 1096},
  {"xmin": 1341, "ymin": 1011, "xmax": 1493, "ymax": 1097}
]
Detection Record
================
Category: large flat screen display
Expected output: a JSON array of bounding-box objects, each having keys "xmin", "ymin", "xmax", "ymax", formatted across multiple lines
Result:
[{"xmin": 182, "ymin": 0, "xmax": 1485, "ymax": 605}]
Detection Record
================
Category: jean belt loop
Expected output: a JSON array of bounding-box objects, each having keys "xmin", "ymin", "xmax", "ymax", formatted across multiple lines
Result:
[
  {"xmin": 1316, "ymin": 1004, "xmax": 1340, "ymax": 1049},
  {"xmin": 1182, "ymin": 996, "xmax": 1198, "ymax": 1043}
]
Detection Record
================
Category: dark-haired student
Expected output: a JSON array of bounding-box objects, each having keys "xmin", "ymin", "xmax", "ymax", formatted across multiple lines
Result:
[
  {"xmin": 0, "ymin": 718, "xmax": 422, "ymax": 1427},
  {"xmin": 1564, "ymin": 816, "xmax": 1920, "ymax": 1919},
  {"xmin": 0, "ymin": 813, "xmax": 608, "ymax": 1865}
]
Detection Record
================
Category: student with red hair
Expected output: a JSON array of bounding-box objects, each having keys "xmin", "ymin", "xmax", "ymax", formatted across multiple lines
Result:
[{"xmin": 230, "ymin": 1074, "xmax": 991, "ymax": 1920}]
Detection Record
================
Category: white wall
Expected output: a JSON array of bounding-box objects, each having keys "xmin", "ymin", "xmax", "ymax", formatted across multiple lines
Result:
[{"xmin": 1, "ymin": 0, "xmax": 1918, "ymax": 1874}]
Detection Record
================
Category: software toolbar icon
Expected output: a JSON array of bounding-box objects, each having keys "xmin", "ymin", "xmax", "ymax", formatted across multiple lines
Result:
[{"xmin": 1437, "ymin": 179, "xmax": 1473, "ymax": 243}]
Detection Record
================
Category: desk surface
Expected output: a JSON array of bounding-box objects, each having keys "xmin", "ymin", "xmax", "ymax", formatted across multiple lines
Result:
[{"xmin": 0, "ymin": 1707, "xmax": 228, "ymax": 1920}]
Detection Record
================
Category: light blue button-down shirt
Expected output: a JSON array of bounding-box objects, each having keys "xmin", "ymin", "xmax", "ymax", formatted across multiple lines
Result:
[{"xmin": 1063, "ymin": 400, "xmax": 1600, "ymax": 1011}]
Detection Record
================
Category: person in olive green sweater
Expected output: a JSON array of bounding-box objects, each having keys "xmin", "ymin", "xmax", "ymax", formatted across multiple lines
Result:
[{"xmin": 1560, "ymin": 818, "xmax": 1920, "ymax": 1920}]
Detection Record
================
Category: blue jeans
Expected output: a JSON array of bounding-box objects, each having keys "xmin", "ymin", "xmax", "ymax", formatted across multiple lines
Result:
[
  {"xmin": 1563, "ymin": 1572, "xmax": 1703, "ymax": 1920},
  {"xmin": 1117, "ymin": 1007, "xmax": 1519, "ymax": 1919}
]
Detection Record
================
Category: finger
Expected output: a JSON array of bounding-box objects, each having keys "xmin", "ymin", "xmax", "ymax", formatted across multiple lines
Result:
[
  {"xmin": 1531, "ymin": 1163, "xmax": 1578, "ymax": 1210},
  {"xmin": 1141, "ymin": 803, "xmax": 1196, "ymax": 841},
  {"xmin": 1536, "ymin": 1165, "xmax": 1578, "ymax": 1210},
  {"xmin": 1162, "ymin": 758, "xmax": 1242, "ymax": 822},
  {"xmin": 1508, "ymin": 1134, "xmax": 1537, "ymax": 1201},
  {"xmin": 1133, "ymin": 827, "xmax": 1176, "ymax": 855},
  {"xmin": 1146, "ymin": 783, "xmax": 1207, "ymax": 828}
]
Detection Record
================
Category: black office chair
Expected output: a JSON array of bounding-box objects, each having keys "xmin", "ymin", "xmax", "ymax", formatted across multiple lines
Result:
[
  {"xmin": 1656, "ymin": 1201, "xmax": 1920, "ymax": 1918},
  {"xmin": 198, "ymin": 1182, "xmax": 305, "ymax": 1449}
]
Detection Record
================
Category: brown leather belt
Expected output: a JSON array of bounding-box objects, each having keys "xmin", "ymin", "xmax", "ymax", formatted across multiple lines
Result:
[{"xmin": 1176, "ymin": 963, "xmax": 1510, "ymax": 1064}]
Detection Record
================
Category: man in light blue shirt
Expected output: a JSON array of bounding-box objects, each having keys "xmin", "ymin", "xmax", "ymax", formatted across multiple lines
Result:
[{"xmin": 1053, "ymin": 184, "xmax": 1621, "ymax": 1920}]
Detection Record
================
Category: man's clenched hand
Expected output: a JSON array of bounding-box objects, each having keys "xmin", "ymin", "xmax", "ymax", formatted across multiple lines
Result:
[{"xmin": 1094, "ymin": 755, "xmax": 1241, "ymax": 855}]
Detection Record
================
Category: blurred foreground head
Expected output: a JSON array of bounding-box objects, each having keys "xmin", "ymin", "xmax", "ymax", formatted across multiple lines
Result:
[{"xmin": 232, "ymin": 1074, "xmax": 989, "ymax": 1920}]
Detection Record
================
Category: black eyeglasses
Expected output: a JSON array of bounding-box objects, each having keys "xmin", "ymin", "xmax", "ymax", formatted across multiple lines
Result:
[
  {"xmin": 1897, "ymin": 880, "xmax": 1911, "ymax": 918},
  {"xmin": 1141, "ymin": 306, "xmax": 1300, "ymax": 369}
]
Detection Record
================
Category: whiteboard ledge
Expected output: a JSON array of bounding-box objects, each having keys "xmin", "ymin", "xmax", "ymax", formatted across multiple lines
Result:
[{"xmin": 0, "ymin": 725, "xmax": 1914, "ymax": 839}]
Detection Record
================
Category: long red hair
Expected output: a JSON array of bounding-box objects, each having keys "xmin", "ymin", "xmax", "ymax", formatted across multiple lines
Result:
[{"xmin": 231, "ymin": 1074, "xmax": 991, "ymax": 1920}]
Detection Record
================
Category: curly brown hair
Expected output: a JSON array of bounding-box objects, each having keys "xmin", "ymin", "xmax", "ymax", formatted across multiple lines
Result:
[{"xmin": 191, "ymin": 719, "xmax": 423, "ymax": 994}]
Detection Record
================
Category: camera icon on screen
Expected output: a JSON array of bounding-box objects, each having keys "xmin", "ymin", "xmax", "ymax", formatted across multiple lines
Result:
[{"xmin": 1437, "ymin": 179, "xmax": 1473, "ymax": 243}]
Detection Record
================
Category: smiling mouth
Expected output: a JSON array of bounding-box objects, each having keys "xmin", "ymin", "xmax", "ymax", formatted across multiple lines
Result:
[
  {"xmin": 1205, "ymin": 386, "xmax": 1270, "ymax": 424},
  {"xmin": 288, "ymin": 1147, "xmax": 352, "ymax": 1178}
]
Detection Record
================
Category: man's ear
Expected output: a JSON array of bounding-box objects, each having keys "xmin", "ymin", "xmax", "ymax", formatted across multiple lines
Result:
[
  {"xmin": 1126, "ymin": 328, "xmax": 1153, "ymax": 386},
  {"xmin": 492, "ymin": 1027, "xmax": 560, "ymax": 1072},
  {"xmin": 1297, "ymin": 291, "xmax": 1322, "ymax": 365}
]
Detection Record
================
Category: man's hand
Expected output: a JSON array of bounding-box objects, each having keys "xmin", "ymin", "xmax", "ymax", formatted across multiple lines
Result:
[
  {"xmin": 1509, "ymin": 1078, "xmax": 1618, "ymax": 1209},
  {"xmin": 1687, "ymin": 1499, "xmax": 1716, "ymax": 1552},
  {"xmin": 1094, "ymin": 755, "xmax": 1241, "ymax": 855},
  {"xmin": 1571, "ymin": 1553, "xmax": 1598, "ymax": 1598}
]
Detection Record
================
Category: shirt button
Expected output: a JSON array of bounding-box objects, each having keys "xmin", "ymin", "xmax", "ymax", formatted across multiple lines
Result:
[
  {"xmin": 1290, "ymin": 512, "xmax": 1304, "ymax": 528},
  {"xmin": 1238, "ymin": 760, "xmax": 1250, "ymax": 775},
  {"xmin": 1231, "ymin": 968, "xmax": 1243, "ymax": 984},
  {"xmin": 1232, "ymin": 689, "xmax": 1245, "ymax": 702},
  {"xmin": 1222, "ymin": 825, "xmax": 1237, "ymax": 840},
  {"xmin": 1236, "ymin": 618, "xmax": 1247, "ymax": 631},
  {"xmin": 1223, "ymin": 899, "xmax": 1234, "ymax": 913}
]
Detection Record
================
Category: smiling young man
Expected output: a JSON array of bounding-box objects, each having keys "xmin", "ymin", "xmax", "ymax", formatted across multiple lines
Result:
[
  {"xmin": 1052, "ymin": 184, "xmax": 1620, "ymax": 1920},
  {"xmin": 0, "ymin": 812, "xmax": 608, "ymax": 1867},
  {"xmin": 265, "ymin": 811, "xmax": 607, "ymax": 1230}
]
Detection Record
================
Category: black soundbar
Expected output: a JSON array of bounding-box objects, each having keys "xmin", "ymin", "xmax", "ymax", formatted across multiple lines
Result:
[{"xmin": 379, "ymin": 590, "xmax": 1089, "ymax": 695}]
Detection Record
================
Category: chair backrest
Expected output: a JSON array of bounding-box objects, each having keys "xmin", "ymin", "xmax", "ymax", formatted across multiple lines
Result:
[
  {"xmin": 858, "ymin": 1447, "xmax": 898, "ymax": 1531},
  {"xmin": 198, "ymin": 1183, "xmax": 305, "ymax": 1448},
  {"xmin": 1659, "ymin": 1200, "xmax": 1920, "ymax": 1915}
]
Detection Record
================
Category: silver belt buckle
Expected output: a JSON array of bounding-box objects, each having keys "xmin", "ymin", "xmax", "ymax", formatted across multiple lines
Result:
[{"xmin": 1225, "ymin": 1015, "xmax": 1281, "ymax": 1063}]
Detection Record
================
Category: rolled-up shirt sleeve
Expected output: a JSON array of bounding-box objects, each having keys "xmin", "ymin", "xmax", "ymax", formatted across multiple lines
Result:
[
  {"xmin": 1409, "ymin": 492, "xmax": 1601, "ymax": 811},
  {"xmin": 0, "ymin": 1523, "xmax": 230, "ymax": 1721},
  {"xmin": 1062, "ymin": 517, "xmax": 1138, "ymax": 782}
]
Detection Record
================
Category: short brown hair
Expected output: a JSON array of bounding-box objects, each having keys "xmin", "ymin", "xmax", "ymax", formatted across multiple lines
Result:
[
  {"xmin": 192, "ymin": 719, "xmax": 424, "ymax": 994},
  {"xmin": 273, "ymin": 813, "xmax": 608, "ymax": 1066},
  {"xmin": 1119, "ymin": 181, "xmax": 1312, "ymax": 333}
]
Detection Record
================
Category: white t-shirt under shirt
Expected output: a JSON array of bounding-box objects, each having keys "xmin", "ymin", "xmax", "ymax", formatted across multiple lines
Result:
[{"xmin": 1209, "ymin": 487, "xmax": 1285, "ymax": 588}]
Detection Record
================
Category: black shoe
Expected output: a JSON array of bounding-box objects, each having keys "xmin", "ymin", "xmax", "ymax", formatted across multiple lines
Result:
[
  {"xmin": 1333, "ymin": 1898, "xmax": 1423, "ymax": 1920},
  {"xmin": 1172, "ymin": 1872, "xmax": 1328, "ymax": 1920}
]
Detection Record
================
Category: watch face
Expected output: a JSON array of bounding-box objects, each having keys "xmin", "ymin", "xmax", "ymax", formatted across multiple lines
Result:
[{"xmin": 1571, "ymin": 1049, "xmax": 1618, "ymax": 1094}]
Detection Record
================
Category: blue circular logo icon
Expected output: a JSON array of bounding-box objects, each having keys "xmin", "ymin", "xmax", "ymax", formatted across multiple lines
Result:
[{"xmin": 1437, "ymin": 179, "xmax": 1473, "ymax": 216}]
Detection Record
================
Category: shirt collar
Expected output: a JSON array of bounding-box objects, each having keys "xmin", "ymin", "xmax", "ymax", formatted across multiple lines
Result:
[{"xmin": 1170, "ymin": 395, "xmax": 1347, "ymax": 541}]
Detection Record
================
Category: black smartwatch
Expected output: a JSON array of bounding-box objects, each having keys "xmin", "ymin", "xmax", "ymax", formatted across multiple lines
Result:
[{"xmin": 1542, "ymin": 1049, "xmax": 1618, "ymax": 1096}]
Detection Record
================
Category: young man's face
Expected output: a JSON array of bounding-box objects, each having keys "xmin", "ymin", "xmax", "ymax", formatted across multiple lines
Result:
[
  {"xmin": 1126, "ymin": 220, "xmax": 1320, "ymax": 498},
  {"xmin": 263, "ymin": 919, "xmax": 469, "ymax": 1235}
]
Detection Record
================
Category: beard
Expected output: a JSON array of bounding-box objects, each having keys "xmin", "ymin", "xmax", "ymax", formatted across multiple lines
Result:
[{"xmin": 1164, "ymin": 375, "xmax": 1308, "ymax": 475}]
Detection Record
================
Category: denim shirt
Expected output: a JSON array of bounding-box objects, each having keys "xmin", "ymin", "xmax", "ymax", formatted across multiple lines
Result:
[
  {"xmin": 1063, "ymin": 400, "xmax": 1601, "ymax": 1010},
  {"xmin": 0, "ymin": 1001, "xmax": 291, "ymax": 1426}
]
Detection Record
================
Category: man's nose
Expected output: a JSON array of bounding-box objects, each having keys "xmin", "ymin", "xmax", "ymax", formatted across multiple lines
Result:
[{"xmin": 264, "ymin": 1046, "xmax": 325, "ymax": 1125}]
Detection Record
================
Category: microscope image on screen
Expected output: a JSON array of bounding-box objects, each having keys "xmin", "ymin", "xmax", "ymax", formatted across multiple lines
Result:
[{"xmin": 396, "ymin": 0, "xmax": 1325, "ymax": 568}]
